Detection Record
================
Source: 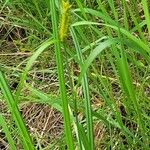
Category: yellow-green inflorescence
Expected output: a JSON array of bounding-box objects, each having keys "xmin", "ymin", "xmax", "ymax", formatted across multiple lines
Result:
[{"xmin": 59, "ymin": 0, "xmax": 72, "ymax": 42}]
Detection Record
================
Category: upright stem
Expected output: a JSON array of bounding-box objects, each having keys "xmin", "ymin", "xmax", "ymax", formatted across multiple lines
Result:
[{"xmin": 50, "ymin": 1, "xmax": 74, "ymax": 150}]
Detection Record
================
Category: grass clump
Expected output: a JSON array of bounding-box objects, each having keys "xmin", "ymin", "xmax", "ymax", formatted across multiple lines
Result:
[{"xmin": 0, "ymin": 0, "xmax": 150, "ymax": 149}]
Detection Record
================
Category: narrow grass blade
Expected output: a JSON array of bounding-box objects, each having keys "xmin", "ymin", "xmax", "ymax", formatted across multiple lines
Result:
[
  {"xmin": 15, "ymin": 39, "xmax": 54, "ymax": 101},
  {"xmin": 142, "ymin": 0, "xmax": 150, "ymax": 35},
  {"xmin": 0, "ymin": 71, "xmax": 35, "ymax": 150},
  {"xmin": 0, "ymin": 0, "xmax": 10, "ymax": 13},
  {"xmin": 0, "ymin": 114, "xmax": 16, "ymax": 150},
  {"xmin": 78, "ymin": 38, "xmax": 118, "ymax": 84},
  {"xmin": 71, "ymin": 27, "xmax": 94, "ymax": 150},
  {"xmin": 27, "ymin": 85, "xmax": 62, "ymax": 112},
  {"xmin": 115, "ymin": 45, "xmax": 148, "ymax": 147},
  {"xmin": 73, "ymin": 8, "xmax": 118, "ymax": 26}
]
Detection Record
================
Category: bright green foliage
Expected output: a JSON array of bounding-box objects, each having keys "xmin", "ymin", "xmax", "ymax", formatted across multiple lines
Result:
[{"xmin": 0, "ymin": 0, "xmax": 150, "ymax": 149}]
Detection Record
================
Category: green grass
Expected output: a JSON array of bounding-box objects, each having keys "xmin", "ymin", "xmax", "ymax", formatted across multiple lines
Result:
[
  {"xmin": 50, "ymin": 0, "xmax": 74, "ymax": 149},
  {"xmin": 0, "ymin": 0, "xmax": 150, "ymax": 149},
  {"xmin": 0, "ymin": 71, "xmax": 34, "ymax": 150},
  {"xmin": 0, "ymin": 114, "xmax": 16, "ymax": 150}
]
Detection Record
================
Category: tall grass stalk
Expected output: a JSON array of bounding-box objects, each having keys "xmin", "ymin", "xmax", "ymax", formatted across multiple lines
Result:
[
  {"xmin": 71, "ymin": 27, "xmax": 94, "ymax": 150},
  {"xmin": 49, "ymin": 1, "xmax": 74, "ymax": 149}
]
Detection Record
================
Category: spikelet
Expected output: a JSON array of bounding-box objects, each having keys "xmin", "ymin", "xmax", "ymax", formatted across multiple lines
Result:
[{"xmin": 59, "ymin": 0, "xmax": 71, "ymax": 42}]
